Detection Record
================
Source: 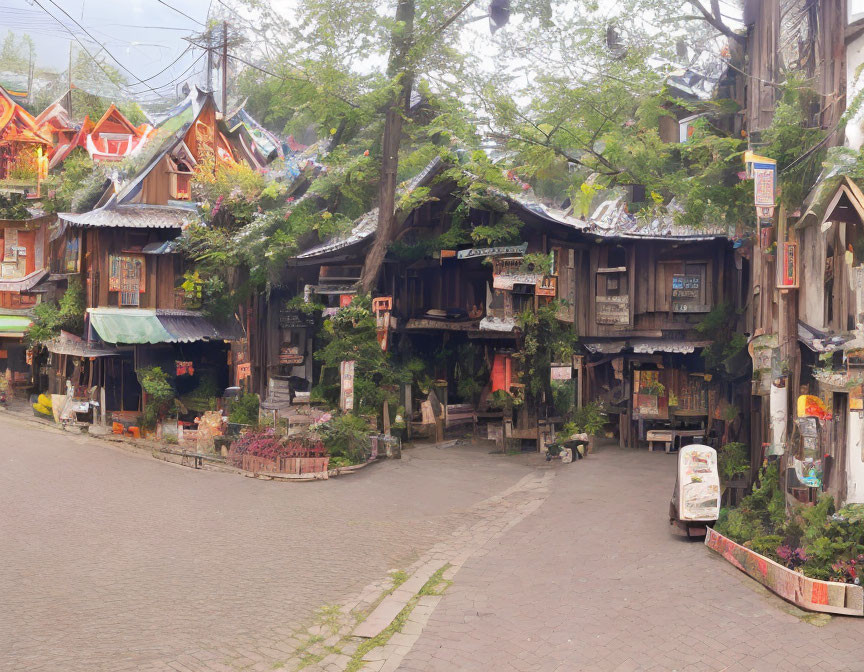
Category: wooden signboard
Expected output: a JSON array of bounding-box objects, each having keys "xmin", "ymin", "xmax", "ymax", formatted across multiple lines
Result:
[
  {"xmin": 457, "ymin": 243, "xmax": 528, "ymax": 259},
  {"xmin": 778, "ymin": 241, "xmax": 799, "ymax": 288},
  {"xmin": 279, "ymin": 307, "xmax": 315, "ymax": 329},
  {"xmin": 339, "ymin": 360, "xmax": 355, "ymax": 411},
  {"xmin": 550, "ymin": 362, "xmax": 572, "ymax": 381},
  {"xmin": 596, "ymin": 295, "xmax": 629, "ymax": 325}
]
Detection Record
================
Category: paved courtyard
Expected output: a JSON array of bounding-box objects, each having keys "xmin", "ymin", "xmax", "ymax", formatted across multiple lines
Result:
[
  {"xmin": 398, "ymin": 444, "xmax": 864, "ymax": 672},
  {"xmin": 0, "ymin": 414, "xmax": 534, "ymax": 672},
  {"xmin": 3, "ymin": 413, "xmax": 864, "ymax": 672}
]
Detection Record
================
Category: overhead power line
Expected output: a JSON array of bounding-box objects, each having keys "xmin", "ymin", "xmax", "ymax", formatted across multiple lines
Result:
[
  {"xmin": 155, "ymin": 0, "xmax": 206, "ymax": 27},
  {"xmin": 39, "ymin": 0, "xmax": 167, "ymax": 96}
]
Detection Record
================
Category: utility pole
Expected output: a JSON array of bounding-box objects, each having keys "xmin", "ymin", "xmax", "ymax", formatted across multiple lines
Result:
[
  {"xmin": 206, "ymin": 27, "xmax": 213, "ymax": 93},
  {"xmin": 68, "ymin": 41, "xmax": 73, "ymax": 117},
  {"xmin": 221, "ymin": 21, "xmax": 228, "ymax": 112}
]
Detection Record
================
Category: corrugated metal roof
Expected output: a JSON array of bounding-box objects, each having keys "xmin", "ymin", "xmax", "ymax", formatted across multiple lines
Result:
[
  {"xmin": 60, "ymin": 203, "xmax": 198, "ymax": 229},
  {"xmin": 88, "ymin": 308, "xmax": 244, "ymax": 344},
  {"xmin": 584, "ymin": 198, "xmax": 733, "ymax": 240},
  {"xmin": 631, "ymin": 339, "xmax": 712, "ymax": 354},
  {"xmin": 296, "ymin": 208, "xmax": 378, "ymax": 260},
  {"xmin": 294, "ymin": 156, "xmax": 445, "ymax": 260},
  {"xmin": 155, "ymin": 309, "xmax": 244, "ymax": 342},
  {"xmin": 47, "ymin": 331, "xmax": 118, "ymax": 357}
]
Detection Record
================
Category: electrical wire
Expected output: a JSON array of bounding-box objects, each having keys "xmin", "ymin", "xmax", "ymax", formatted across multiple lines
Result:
[
  {"xmin": 155, "ymin": 0, "xmax": 206, "ymax": 27},
  {"xmin": 40, "ymin": 0, "xmax": 167, "ymax": 96},
  {"xmin": 137, "ymin": 45, "xmax": 193, "ymax": 83},
  {"xmin": 29, "ymin": 0, "xmax": 137, "ymax": 96}
]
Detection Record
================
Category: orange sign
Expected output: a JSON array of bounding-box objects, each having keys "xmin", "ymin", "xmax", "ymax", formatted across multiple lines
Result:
[{"xmin": 797, "ymin": 394, "xmax": 831, "ymax": 421}]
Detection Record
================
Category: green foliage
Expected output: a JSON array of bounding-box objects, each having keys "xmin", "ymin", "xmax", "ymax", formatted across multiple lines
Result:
[
  {"xmin": 515, "ymin": 301, "xmax": 578, "ymax": 407},
  {"xmin": 718, "ymin": 442, "xmax": 750, "ymax": 482},
  {"xmin": 761, "ymin": 76, "xmax": 826, "ymax": 208},
  {"xmin": 317, "ymin": 413, "xmax": 371, "ymax": 464},
  {"xmin": 0, "ymin": 193, "xmax": 31, "ymax": 220},
  {"xmin": 695, "ymin": 303, "xmax": 746, "ymax": 372},
  {"xmin": 570, "ymin": 402, "xmax": 607, "ymax": 436},
  {"xmin": 26, "ymin": 278, "xmax": 85, "ymax": 345},
  {"xmin": 194, "ymin": 157, "xmax": 268, "ymax": 228},
  {"xmin": 315, "ymin": 294, "xmax": 402, "ymax": 415},
  {"xmin": 716, "ymin": 466, "xmax": 864, "ymax": 582},
  {"xmin": 179, "ymin": 374, "xmax": 220, "ymax": 413},
  {"xmin": 42, "ymin": 151, "xmax": 108, "ymax": 214},
  {"xmin": 487, "ymin": 389, "xmax": 518, "ymax": 412},
  {"xmin": 136, "ymin": 366, "xmax": 175, "ymax": 430},
  {"xmin": 520, "ymin": 252, "xmax": 552, "ymax": 274},
  {"xmin": 229, "ymin": 392, "xmax": 260, "ymax": 426}
]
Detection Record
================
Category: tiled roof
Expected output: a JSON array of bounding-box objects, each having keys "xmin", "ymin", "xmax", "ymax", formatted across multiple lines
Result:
[{"xmin": 59, "ymin": 204, "xmax": 199, "ymax": 229}]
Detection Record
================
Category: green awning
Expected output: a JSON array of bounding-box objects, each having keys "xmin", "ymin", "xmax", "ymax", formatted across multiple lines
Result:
[
  {"xmin": 88, "ymin": 308, "xmax": 172, "ymax": 344},
  {"xmin": 0, "ymin": 315, "xmax": 32, "ymax": 335}
]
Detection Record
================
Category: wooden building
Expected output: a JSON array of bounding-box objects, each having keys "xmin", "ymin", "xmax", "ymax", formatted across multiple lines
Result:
[
  {"xmin": 48, "ymin": 88, "xmax": 245, "ymax": 423},
  {"xmin": 0, "ymin": 84, "xmax": 51, "ymax": 189},
  {"xmin": 0, "ymin": 206, "xmax": 53, "ymax": 385},
  {"xmin": 262, "ymin": 156, "xmax": 750, "ymax": 450},
  {"xmin": 572, "ymin": 199, "xmax": 750, "ymax": 451},
  {"xmin": 79, "ymin": 104, "xmax": 153, "ymax": 163}
]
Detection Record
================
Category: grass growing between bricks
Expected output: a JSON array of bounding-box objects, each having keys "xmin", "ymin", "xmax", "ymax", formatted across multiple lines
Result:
[{"xmin": 343, "ymin": 564, "xmax": 452, "ymax": 672}]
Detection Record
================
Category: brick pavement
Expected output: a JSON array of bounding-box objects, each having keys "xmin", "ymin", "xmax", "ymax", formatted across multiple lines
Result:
[
  {"xmin": 397, "ymin": 445, "xmax": 864, "ymax": 672},
  {"xmin": 0, "ymin": 414, "xmax": 536, "ymax": 672}
]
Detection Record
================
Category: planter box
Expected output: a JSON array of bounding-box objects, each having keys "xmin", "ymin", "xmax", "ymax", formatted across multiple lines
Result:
[{"xmin": 705, "ymin": 527, "xmax": 864, "ymax": 616}]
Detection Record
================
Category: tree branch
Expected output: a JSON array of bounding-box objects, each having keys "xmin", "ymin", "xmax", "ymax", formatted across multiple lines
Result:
[{"xmin": 684, "ymin": 0, "xmax": 745, "ymax": 43}]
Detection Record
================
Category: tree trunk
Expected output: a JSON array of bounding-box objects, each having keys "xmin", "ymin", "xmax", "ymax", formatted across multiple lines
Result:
[{"xmin": 359, "ymin": 0, "xmax": 415, "ymax": 292}]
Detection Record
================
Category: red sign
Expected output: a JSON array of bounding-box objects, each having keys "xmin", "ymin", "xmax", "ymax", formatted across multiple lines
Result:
[
  {"xmin": 339, "ymin": 294, "xmax": 353, "ymax": 307},
  {"xmin": 778, "ymin": 242, "xmax": 798, "ymax": 288}
]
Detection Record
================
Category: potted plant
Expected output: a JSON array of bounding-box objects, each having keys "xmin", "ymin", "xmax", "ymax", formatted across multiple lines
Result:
[{"xmin": 718, "ymin": 442, "xmax": 750, "ymax": 486}]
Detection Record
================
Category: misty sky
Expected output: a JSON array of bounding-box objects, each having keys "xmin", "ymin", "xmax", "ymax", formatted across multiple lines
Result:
[{"xmin": 1, "ymin": 0, "xmax": 212, "ymax": 100}]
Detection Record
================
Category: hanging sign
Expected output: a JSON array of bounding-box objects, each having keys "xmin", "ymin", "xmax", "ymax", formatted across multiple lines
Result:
[
  {"xmin": 550, "ymin": 362, "xmax": 572, "ymax": 381},
  {"xmin": 595, "ymin": 295, "xmax": 629, "ymax": 325},
  {"xmin": 778, "ymin": 242, "xmax": 799, "ymax": 288},
  {"xmin": 753, "ymin": 162, "xmax": 777, "ymax": 205},
  {"xmin": 457, "ymin": 243, "xmax": 528, "ymax": 259}
]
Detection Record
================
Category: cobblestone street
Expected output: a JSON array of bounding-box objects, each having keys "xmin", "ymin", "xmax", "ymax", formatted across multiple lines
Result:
[
  {"xmin": 0, "ymin": 414, "xmax": 534, "ymax": 672},
  {"xmin": 5, "ymin": 414, "xmax": 864, "ymax": 672},
  {"xmin": 398, "ymin": 445, "xmax": 864, "ymax": 672}
]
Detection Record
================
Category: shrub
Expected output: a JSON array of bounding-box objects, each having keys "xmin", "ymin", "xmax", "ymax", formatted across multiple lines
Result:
[
  {"xmin": 136, "ymin": 366, "xmax": 175, "ymax": 430},
  {"xmin": 317, "ymin": 414, "xmax": 371, "ymax": 464},
  {"xmin": 718, "ymin": 442, "xmax": 749, "ymax": 482},
  {"xmin": 229, "ymin": 392, "xmax": 259, "ymax": 426}
]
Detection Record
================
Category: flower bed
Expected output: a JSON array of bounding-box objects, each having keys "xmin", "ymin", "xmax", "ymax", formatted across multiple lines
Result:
[
  {"xmin": 705, "ymin": 528, "xmax": 864, "ymax": 616},
  {"xmin": 227, "ymin": 428, "xmax": 328, "ymax": 475},
  {"xmin": 714, "ymin": 465, "xmax": 864, "ymax": 585}
]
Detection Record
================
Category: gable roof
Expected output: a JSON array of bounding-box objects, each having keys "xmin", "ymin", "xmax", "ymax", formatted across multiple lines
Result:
[
  {"xmin": 0, "ymin": 84, "xmax": 52, "ymax": 146},
  {"xmin": 35, "ymin": 96, "xmax": 75, "ymax": 132},
  {"xmin": 90, "ymin": 103, "xmax": 142, "ymax": 136},
  {"xmin": 113, "ymin": 87, "xmax": 228, "ymax": 204}
]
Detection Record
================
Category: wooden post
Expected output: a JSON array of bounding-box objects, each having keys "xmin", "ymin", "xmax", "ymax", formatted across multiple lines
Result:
[{"xmin": 221, "ymin": 21, "xmax": 229, "ymax": 113}]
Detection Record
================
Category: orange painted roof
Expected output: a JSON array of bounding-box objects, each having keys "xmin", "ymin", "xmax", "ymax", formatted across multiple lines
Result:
[
  {"xmin": 91, "ymin": 103, "xmax": 144, "ymax": 138},
  {"xmin": 0, "ymin": 85, "xmax": 51, "ymax": 146}
]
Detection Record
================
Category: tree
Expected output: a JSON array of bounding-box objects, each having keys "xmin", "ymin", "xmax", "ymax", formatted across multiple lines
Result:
[{"xmin": 0, "ymin": 31, "xmax": 34, "ymax": 74}]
